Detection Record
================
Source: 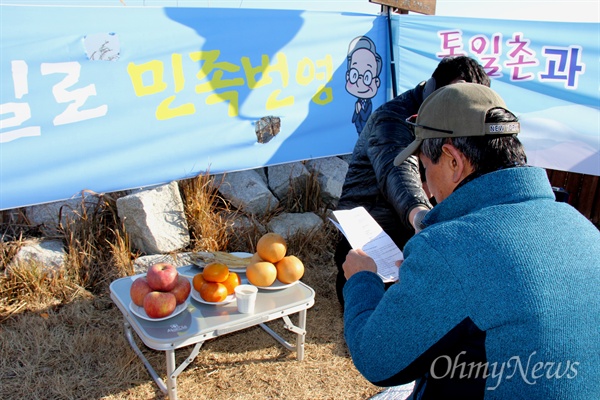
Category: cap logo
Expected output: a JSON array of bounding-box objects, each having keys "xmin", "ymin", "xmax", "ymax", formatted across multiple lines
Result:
[{"xmin": 486, "ymin": 122, "xmax": 520, "ymax": 134}]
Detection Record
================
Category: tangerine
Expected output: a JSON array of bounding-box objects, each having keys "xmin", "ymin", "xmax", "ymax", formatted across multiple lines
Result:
[
  {"xmin": 199, "ymin": 282, "xmax": 228, "ymax": 302},
  {"xmin": 246, "ymin": 261, "xmax": 277, "ymax": 287},
  {"xmin": 221, "ymin": 271, "xmax": 241, "ymax": 295},
  {"xmin": 203, "ymin": 262, "xmax": 230, "ymax": 283},
  {"xmin": 275, "ymin": 255, "xmax": 304, "ymax": 284},
  {"xmin": 256, "ymin": 232, "xmax": 287, "ymax": 263},
  {"xmin": 192, "ymin": 273, "xmax": 207, "ymax": 292}
]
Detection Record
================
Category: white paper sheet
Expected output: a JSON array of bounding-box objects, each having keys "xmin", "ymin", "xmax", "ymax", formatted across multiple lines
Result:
[{"xmin": 330, "ymin": 207, "xmax": 403, "ymax": 282}]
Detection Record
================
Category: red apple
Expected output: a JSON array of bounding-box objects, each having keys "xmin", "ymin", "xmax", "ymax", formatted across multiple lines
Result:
[
  {"xmin": 146, "ymin": 263, "xmax": 178, "ymax": 292},
  {"xmin": 130, "ymin": 277, "xmax": 152, "ymax": 307},
  {"xmin": 169, "ymin": 276, "xmax": 191, "ymax": 305},
  {"xmin": 143, "ymin": 291, "xmax": 177, "ymax": 319}
]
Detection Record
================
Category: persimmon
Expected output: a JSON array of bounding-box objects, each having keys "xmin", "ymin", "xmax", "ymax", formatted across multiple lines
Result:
[
  {"xmin": 246, "ymin": 261, "xmax": 277, "ymax": 287},
  {"xmin": 256, "ymin": 232, "xmax": 287, "ymax": 263},
  {"xmin": 221, "ymin": 272, "xmax": 241, "ymax": 295},
  {"xmin": 275, "ymin": 255, "xmax": 304, "ymax": 284},
  {"xmin": 202, "ymin": 262, "xmax": 230, "ymax": 283},
  {"xmin": 192, "ymin": 273, "xmax": 207, "ymax": 292},
  {"xmin": 199, "ymin": 282, "xmax": 228, "ymax": 302}
]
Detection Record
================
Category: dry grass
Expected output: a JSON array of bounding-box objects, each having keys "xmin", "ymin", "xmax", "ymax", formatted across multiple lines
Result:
[{"xmin": 0, "ymin": 171, "xmax": 380, "ymax": 400}]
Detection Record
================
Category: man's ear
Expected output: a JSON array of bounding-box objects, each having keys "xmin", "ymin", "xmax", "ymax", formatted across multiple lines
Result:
[{"xmin": 441, "ymin": 144, "xmax": 469, "ymax": 183}]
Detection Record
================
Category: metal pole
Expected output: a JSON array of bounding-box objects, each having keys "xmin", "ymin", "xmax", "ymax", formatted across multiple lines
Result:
[{"xmin": 385, "ymin": 6, "xmax": 398, "ymax": 98}]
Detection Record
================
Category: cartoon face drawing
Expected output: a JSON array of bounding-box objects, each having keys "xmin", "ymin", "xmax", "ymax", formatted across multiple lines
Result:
[
  {"xmin": 346, "ymin": 47, "xmax": 380, "ymax": 100},
  {"xmin": 345, "ymin": 36, "xmax": 382, "ymax": 135}
]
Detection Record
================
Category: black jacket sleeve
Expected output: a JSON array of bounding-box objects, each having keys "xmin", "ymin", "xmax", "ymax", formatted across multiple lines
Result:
[{"xmin": 364, "ymin": 84, "xmax": 432, "ymax": 229}]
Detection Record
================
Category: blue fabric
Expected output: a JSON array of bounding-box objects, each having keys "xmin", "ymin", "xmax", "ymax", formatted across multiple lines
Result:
[{"xmin": 344, "ymin": 166, "xmax": 600, "ymax": 399}]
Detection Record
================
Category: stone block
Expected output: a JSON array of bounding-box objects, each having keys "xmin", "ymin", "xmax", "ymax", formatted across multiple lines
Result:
[
  {"xmin": 12, "ymin": 239, "xmax": 66, "ymax": 273},
  {"xmin": 116, "ymin": 181, "xmax": 190, "ymax": 254},
  {"xmin": 267, "ymin": 162, "xmax": 310, "ymax": 200},
  {"xmin": 26, "ymin": 196, "xmax": 99, "ymax": 234},
  {"xmin": 267, "ymin": 212, "xmax": 323, "ymax": 239},
  {"xmin": 306, "ymin": 156, "xmax": 349, "ymax": 207},
  {"xmin": 214, "ymin": 170, "xmax": 279, "ymax": 216}
]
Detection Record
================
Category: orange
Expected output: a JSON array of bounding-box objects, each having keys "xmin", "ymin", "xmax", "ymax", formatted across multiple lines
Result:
[
  {"xmin": 199, "ymin": 282, "xmax": 228, "ymax": 302},
  {"xmin": 250, "ymin": 252, "xmax": 264, "ymax": 264},
  {"xmin": 256, "ymin": 232, "xmax": 287, "ymax": 263},
  {"xmin": 275, "ymin": 255, "xmax": 304, "ymax": 284},
  {"xmin": 203, "ymin": 262, "xmax": 230, "ymax": 283},
  {"xmin": 221, "ymin": 272, "xmax": 241, "ymax": 295},
  {"xmin": 246, "ymin": 261, "xmax": 277, "ymax": 287},
  {"xmin": 192, "ymin": 273, "xmax": 207, "ymax": 292}
]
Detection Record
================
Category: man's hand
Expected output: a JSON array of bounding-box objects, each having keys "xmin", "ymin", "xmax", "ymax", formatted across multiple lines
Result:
[
  {"xmin": 343, "ymin": 249, "xmax": 377, "ymax": 280},
  {"xmin": 409, "ymin": 206, "xmax": 430, "ymax": 233}
]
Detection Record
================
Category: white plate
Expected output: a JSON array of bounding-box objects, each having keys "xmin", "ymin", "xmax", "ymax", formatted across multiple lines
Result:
[
  {"xmin": 129, "ymin": 300, "xmax": 187, "ymax": 321},
  {"xmin": 191, "ymin": 288, "xmax": 236, "ymax": 305},
  {"xmin": 256, "ymin": 279, "xmax": 299, "ymax": 290},
  {"xmin": 191, "ymin": 251, "xmax": 252, "ymax": 273}
]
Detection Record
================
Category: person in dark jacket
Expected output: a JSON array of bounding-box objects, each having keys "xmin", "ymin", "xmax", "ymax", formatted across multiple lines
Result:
[{"xmin": 334, "ymin": 56, "xmax": 490, "ymax": 305}]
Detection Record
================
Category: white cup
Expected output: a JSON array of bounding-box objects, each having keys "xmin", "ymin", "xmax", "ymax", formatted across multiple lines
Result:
[{"xmin": 234, "ymin": 284, "xmax": 258, "ymax": 314}]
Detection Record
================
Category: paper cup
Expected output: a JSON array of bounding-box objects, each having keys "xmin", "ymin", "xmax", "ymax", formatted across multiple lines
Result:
[{"xmin": 234, "ymin": 284, "xmax": 258, "ymax": 314}]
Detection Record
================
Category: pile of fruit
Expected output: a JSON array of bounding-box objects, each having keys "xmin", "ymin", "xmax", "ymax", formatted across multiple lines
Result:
[
  {"xmin": 192, "ymin": 263, "xmax": 241, "ymax": 303},
  {"xmin": 190, "ymin": 232, "xmax": 305, "ymax": 303},
  {"xmin": 246, "ymin": 232, "xmax": 304, "ymax": 287},
  {"xmin": 129, "ymin": 263, "xmax": 191, "ymax": 318}
]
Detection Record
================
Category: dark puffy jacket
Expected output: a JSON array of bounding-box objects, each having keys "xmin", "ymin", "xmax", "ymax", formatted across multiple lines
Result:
[{"xmin": 337, "ymin": 81, "xmax": 432, "ymax": 249}]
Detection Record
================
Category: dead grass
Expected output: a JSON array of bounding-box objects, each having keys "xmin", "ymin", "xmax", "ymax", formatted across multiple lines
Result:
[{"xmin": 0, "ymin": 171, "xmax": 380, "ymax": 400}]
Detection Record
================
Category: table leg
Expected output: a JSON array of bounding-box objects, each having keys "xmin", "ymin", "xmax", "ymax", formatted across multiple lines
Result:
[
  {"xmin": 296, "ymin": 309, "xmax": 307, "ymax": 361},
  {"xmin": 166, "ymin": 349, "xmax": 178, "ymax": 400},
  {"xmin": 122, "ymin": 319, "xmax": 168, "ymax": 394},
  {"xmin": 259, "ymin": 310, "xmax": 307, "ymax": 360}
]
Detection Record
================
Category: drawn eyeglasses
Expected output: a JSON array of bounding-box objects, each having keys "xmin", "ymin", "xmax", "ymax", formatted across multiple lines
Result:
[{"xmin": 348, "ymin": 68, "xmax": 373, "ymax": 86}]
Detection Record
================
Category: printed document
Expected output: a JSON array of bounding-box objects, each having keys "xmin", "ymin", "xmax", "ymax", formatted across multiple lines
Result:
[{"xmin": 330, "ymin": 207, "xmax": 402, "ymax": 282}]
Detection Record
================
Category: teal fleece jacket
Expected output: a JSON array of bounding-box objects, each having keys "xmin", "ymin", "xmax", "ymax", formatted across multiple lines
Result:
[{"xmin": 343, "ymin": 166, "xmax": 600, "ymax": 399}]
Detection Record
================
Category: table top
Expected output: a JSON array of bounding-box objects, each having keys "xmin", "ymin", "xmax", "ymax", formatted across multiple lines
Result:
[{"xmin": 110, "ymin": 265, "xmax": 315, "ymax": 351}]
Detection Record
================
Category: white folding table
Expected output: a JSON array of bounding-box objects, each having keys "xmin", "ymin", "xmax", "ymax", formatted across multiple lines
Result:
[{"xmin": 109, "ymin": 265, "xmax": 315, "ymax": 400}]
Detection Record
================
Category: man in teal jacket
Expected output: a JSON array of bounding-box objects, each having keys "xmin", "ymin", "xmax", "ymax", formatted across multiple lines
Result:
[{"xmin": 342, "ymin": 83, "xmax": 600, "ymax": 399}]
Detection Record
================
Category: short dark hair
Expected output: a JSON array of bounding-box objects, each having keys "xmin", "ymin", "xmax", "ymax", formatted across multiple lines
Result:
[
  {"xmin": 432, "ymin": 56, "xmax": 491, "ymax": 89},
  {"xmin": 420, "ymin": 107, "xmax": 527, "ymax": 173}
]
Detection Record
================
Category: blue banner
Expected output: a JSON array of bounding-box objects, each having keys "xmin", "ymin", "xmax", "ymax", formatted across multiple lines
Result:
[
  {"xmin": 394, "ymin": 15, "xmax": 599, "ymax": 177},
  {"xmin": 1, "ymin": 6, "xmax": 599, "ymax": 211},
  {"xmin": 0, "ymin": 5, "xmax": 388, "ymax": 210}
]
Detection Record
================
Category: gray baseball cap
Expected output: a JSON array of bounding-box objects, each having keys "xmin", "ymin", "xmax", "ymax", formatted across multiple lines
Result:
[{"xmin": 394, "ymin": 83, "xmax": 520, "ymax": 166}]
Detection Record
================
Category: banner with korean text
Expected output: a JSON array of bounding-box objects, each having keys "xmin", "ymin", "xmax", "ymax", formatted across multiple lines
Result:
[
  {"xmin": 0, "ymin": 5, "xmax": 388, "ymax": 210},
  {"xmin": 1, "ymin": 6, "xmax": 599, "ymax": 211},
  {"xmin": 394, "ymin": 15, "xmax": 599, "ymax": 177}
]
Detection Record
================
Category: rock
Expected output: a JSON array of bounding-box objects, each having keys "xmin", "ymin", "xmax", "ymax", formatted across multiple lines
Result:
[
  {"xmin": 306, "ymin": 157, "xmax": 348, "ymax": 208},
  {"xmin": 213, "ymin": 170, "xmax": 279, "ymax": 216},
  {"xmin": 267, "ymin": 212, "xmax": 324, "ymax": 239},
  {"xmin": 116, "ymin": 181, "xmax": 190, "ymax": 254},
  {"xmin": 26, "ymin": 195, "xmax": 99, "ymax": 235},
  {"xmin": 267, "ymin": 161, "xmax": 310, "ymax": 200},
  {"xmin": 133, "ymin": 252, "xmax": 194, "ymax": 275},
  {"xmin": 11, "ymin": 239, "xmax": 66, "ymax": 273}
]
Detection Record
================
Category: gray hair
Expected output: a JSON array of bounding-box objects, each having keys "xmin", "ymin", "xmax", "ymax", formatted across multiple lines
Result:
[{"xmin": 421, "ymin": 108, "xmax": 527, "ymax": 173}]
